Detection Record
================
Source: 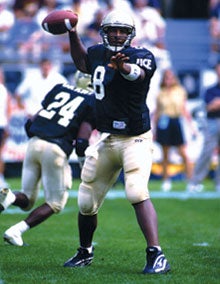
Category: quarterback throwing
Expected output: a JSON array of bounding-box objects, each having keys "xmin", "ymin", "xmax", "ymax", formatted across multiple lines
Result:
[{"xmin": 64, "ymin": 10, "xmax": 171, "ymax": 275}]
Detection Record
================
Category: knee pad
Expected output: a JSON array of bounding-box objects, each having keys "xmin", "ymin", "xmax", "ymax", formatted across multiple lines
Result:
[
  {"xmin": 78, "ymin": 183, "xmax": 99, "ymax": 215},
  {"xmin": 125, "ymin": 172, "xmax": 149, "ymax": 204},
  {"xmin": 47, "ymin": 191, "xmax": 69, "ymax": 213},
  {"xmin": 81, "ymin": 156, "xmax": 97, "ymax": 183}
]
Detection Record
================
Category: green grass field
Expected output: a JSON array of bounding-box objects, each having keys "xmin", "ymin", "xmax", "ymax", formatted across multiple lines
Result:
[{"xmin": 0, "ymin": 178, "xmax": 220, "ymax": 284}]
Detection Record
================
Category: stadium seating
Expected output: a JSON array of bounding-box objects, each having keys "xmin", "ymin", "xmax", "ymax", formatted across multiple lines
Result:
[{"xmin": 166, "ymin": 19, "xmax": 210, "ymax": 71}]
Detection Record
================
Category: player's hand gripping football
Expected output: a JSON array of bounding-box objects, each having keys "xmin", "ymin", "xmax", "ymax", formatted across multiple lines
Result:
[{"xmin": 41, "ymin": 10, "xmax": 78, "ymax": 35}]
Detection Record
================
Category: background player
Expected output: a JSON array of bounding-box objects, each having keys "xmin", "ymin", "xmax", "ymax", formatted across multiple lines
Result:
[
  {"xmin": 0, "ymin": 82, "xmax": 95, "ymax": 246},
  {"xmin": 64, "ymin": 10, "xmax": 170, "ymax": 274}
]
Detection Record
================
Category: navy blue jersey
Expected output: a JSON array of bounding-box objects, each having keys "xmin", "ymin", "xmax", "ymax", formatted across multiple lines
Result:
[
  {"xmin": 27, "ymin": 83, "xmax": 96, "ymax": 156},
  {"xmin": 86, "ymin": 44, "xmax": 156, "ymax": 135}
]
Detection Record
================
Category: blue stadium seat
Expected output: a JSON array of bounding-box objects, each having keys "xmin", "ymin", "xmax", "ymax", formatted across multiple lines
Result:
[{"xmin": 165, "ymin": 19, "xmax": 210, "ymax": 71}]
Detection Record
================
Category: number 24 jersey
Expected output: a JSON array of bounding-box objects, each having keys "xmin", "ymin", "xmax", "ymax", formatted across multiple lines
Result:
[{"xmin": 27, "ymin": 83, "xmax": 96, "ymax": 156}]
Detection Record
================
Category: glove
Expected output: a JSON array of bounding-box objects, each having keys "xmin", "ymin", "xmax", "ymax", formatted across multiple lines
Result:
[{"xmin": 75, "ymin": 138, "xmax": 89, "ymax": 156}]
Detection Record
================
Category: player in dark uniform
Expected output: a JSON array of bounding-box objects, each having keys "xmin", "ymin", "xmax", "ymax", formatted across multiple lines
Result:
[
  {"xmin": 0, "ymin": 82, "xmax": 95, "ymax": 246},
  {"xmin": 64, "ymin": 10, "xmax": 170, "ymax": 274}
]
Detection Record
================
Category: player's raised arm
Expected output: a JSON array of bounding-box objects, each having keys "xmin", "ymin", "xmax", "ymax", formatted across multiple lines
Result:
[{"xmin": 68, "ymin": 27, "xmax": 89, "ymax": 73}]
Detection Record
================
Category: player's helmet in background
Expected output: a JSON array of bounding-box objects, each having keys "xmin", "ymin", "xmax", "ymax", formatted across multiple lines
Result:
[
  {"xmin": 74, "ymin": 71, "xmax": 93, "ymax": 92},
  {"xmin": 100, "ymin": 10, "xmax": 136, "ymax": 52}
]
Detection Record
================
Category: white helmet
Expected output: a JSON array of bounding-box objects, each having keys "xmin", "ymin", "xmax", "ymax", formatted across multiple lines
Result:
[
  {"xmin": 100, "ymin": 10, "xmax": 136, "ymax": 52},
  {"xmin": 74, "ymin": 71, "xmax": 93, "ymax": 92}
]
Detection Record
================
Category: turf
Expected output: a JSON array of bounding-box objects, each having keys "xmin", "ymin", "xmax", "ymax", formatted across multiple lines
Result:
[{"xmin": 0, "ymin": 178, "xmax": 219, "ymax": 284}]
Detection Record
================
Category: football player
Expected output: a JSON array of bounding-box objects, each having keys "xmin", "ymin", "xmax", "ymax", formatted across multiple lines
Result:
[
  {"xmin": 64, "ymin": 10, "xmax": 170, "ymax": 274},
  {"xmin": 0, "ymin": 81, "xmax": 96, "ymax": 246}
]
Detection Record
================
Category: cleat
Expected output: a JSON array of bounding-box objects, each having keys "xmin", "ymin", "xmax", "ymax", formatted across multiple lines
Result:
[
  {"xmin": 143, "ymin": 247, "xmax": 171, "ymax": 274},
  {"xmin": 0, "ymin": 188, "xmax": 9, "ymax": 207},
  {"xmin": 64, "ymin": 247, "xmax": 94, "ymax": 267},
  {"xmin": 0, "ymin": 188, "xmax": 15, "ymax": 212},
  {"xmin": 3, "ymin": 227, "xmax": 24, "ymax": 246}
]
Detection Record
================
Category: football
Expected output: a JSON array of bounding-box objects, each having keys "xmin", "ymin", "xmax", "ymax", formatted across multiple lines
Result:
[{"xmin": 41, "ymin": 10, "xmax": 78, "ymax": 35}]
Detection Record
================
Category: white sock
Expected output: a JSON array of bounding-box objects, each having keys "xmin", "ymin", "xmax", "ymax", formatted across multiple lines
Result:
[
  {"xmin": 82, "ymin": 246, "xmax": 93, "ymax": 253},
  {"xmin": 12, "ymin": 221, "xmax": 30, "ymax": 234},
  {"xmin": 153, "ymin": 246, "xmax": 161, "ymax": 251}
]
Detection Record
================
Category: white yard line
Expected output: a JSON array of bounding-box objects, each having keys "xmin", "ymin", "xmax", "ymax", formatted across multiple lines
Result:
[{"xmin": 2, "ymin": 190, "xmax": 220, "ymax": 215}]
